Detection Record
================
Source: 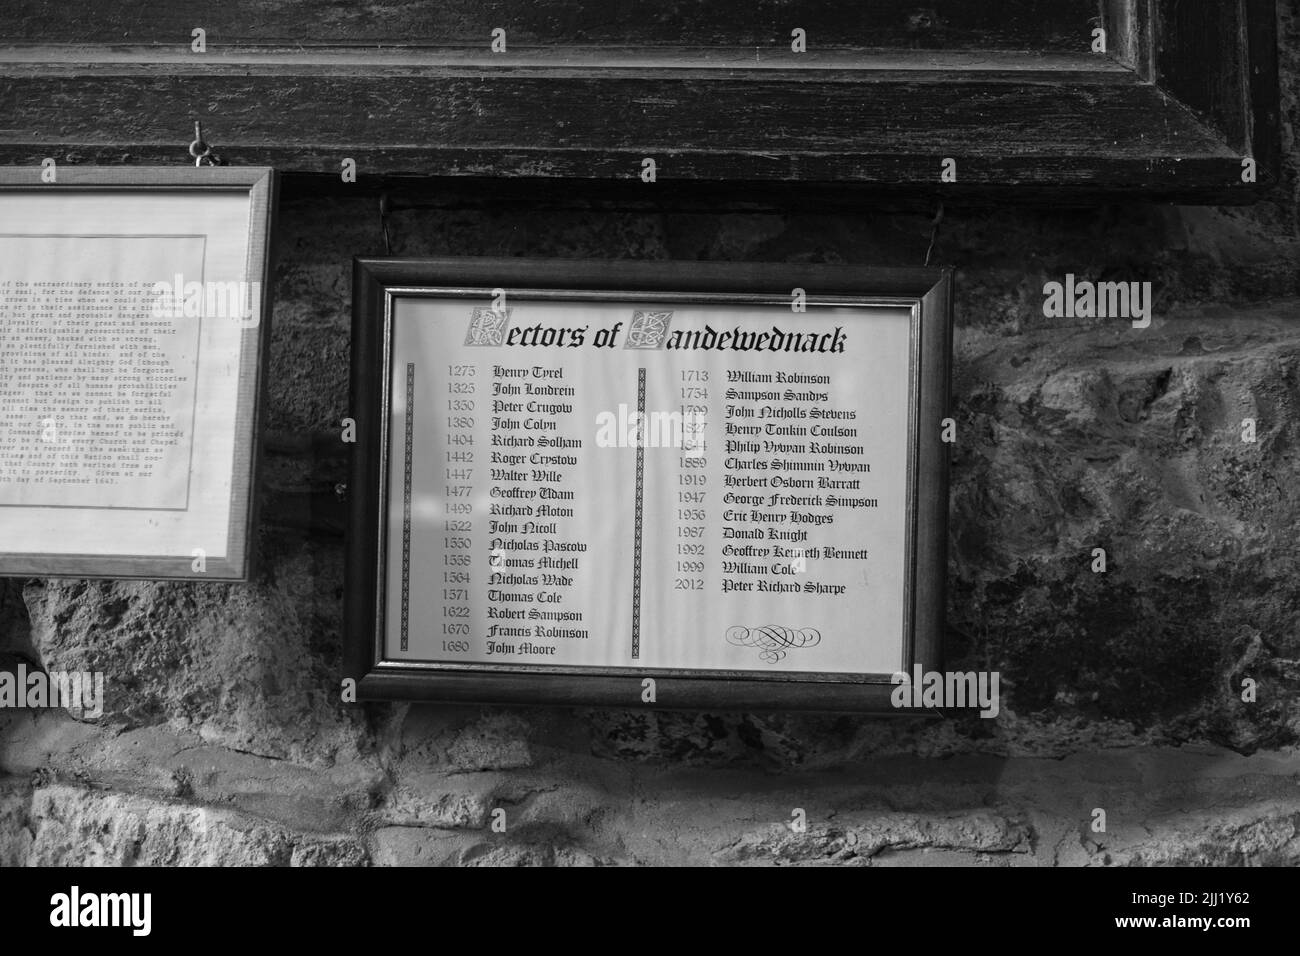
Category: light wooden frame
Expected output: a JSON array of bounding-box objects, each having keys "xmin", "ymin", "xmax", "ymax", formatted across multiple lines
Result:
[{"xmin": 0, "ymin": 166, "xmax": 276, "ymax": 580}]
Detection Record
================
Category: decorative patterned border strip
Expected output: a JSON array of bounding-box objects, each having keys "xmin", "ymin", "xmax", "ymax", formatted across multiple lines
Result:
[
  {"xmin": 631, "ymin": 367, "xmax": 646, "ymax": 659},
  {"xmin": 400, "ymin": 362, "xmax": 415, "ymax": 652}
]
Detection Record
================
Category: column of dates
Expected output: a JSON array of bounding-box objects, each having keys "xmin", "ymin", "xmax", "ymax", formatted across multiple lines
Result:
[
  {"xmin": 674, "ymin": 369, "xmax": 709, "ymax": 594},
  {"xmin": 440, "ymin": 363, "xmax": 477, "ymax": 654}
]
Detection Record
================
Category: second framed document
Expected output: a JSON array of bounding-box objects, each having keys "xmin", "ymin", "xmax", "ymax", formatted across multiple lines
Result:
[{"xmin": 348, "ymin": 258, "xmax": 951, "ymax": 711}]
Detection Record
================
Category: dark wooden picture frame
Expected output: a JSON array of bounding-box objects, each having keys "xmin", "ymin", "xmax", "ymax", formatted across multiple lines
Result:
[
  {"xmin": 0, "ymin": 1, "xmax": 1279, "ymax": 201},
  {"xmin": 0, "ymin": 166, "xmax": 276, "ymax": 580},
  {"xmin": 347, "ymin": 257, "xmax": 951, "ymax": 711}
]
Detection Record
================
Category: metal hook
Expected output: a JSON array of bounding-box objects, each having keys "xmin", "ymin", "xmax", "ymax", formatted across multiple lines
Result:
[
  {"xmin": 379, "ymin": 192, "xmax": 393, "ymax": 255},
  {"xmin": 923, "ymin": 201, "xmax": 945, "ymax": 267},
  {"xmin": 188, "ymin": 121, "xmax": 219, "ymax": 167}
]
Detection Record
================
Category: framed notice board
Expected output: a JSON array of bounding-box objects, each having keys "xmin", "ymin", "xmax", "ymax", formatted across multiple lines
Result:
[
  {"xmin": 0, "ymin": 167, "xmax": 275, "ymax": 580},
  {"xmin": 347, "ymin": 258, "xmax": 951, "ymax": 711}
]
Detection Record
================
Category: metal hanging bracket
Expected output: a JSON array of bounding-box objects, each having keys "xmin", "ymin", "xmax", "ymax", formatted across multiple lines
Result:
[{"xmin": 188, "ymin": 121, "xmax": 222, "ymax": 167}]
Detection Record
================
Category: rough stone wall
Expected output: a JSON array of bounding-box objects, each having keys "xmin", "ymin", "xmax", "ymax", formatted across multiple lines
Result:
[{"xmin": 1, "ymin": 6, "xmax": 1298, "ymax": 866}]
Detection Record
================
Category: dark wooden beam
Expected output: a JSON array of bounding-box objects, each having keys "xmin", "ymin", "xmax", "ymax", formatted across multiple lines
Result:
[
  {"xmin": 0, "ymin": 1, "xmax": 1279, "ymax": 202},
  {"xmin": 2, "ymin": 0, "xmax": 1103, "ymax": 50},
  {"xmin": 0, "ymin": 59, "xmax": 1256, "ymax": 197}
]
